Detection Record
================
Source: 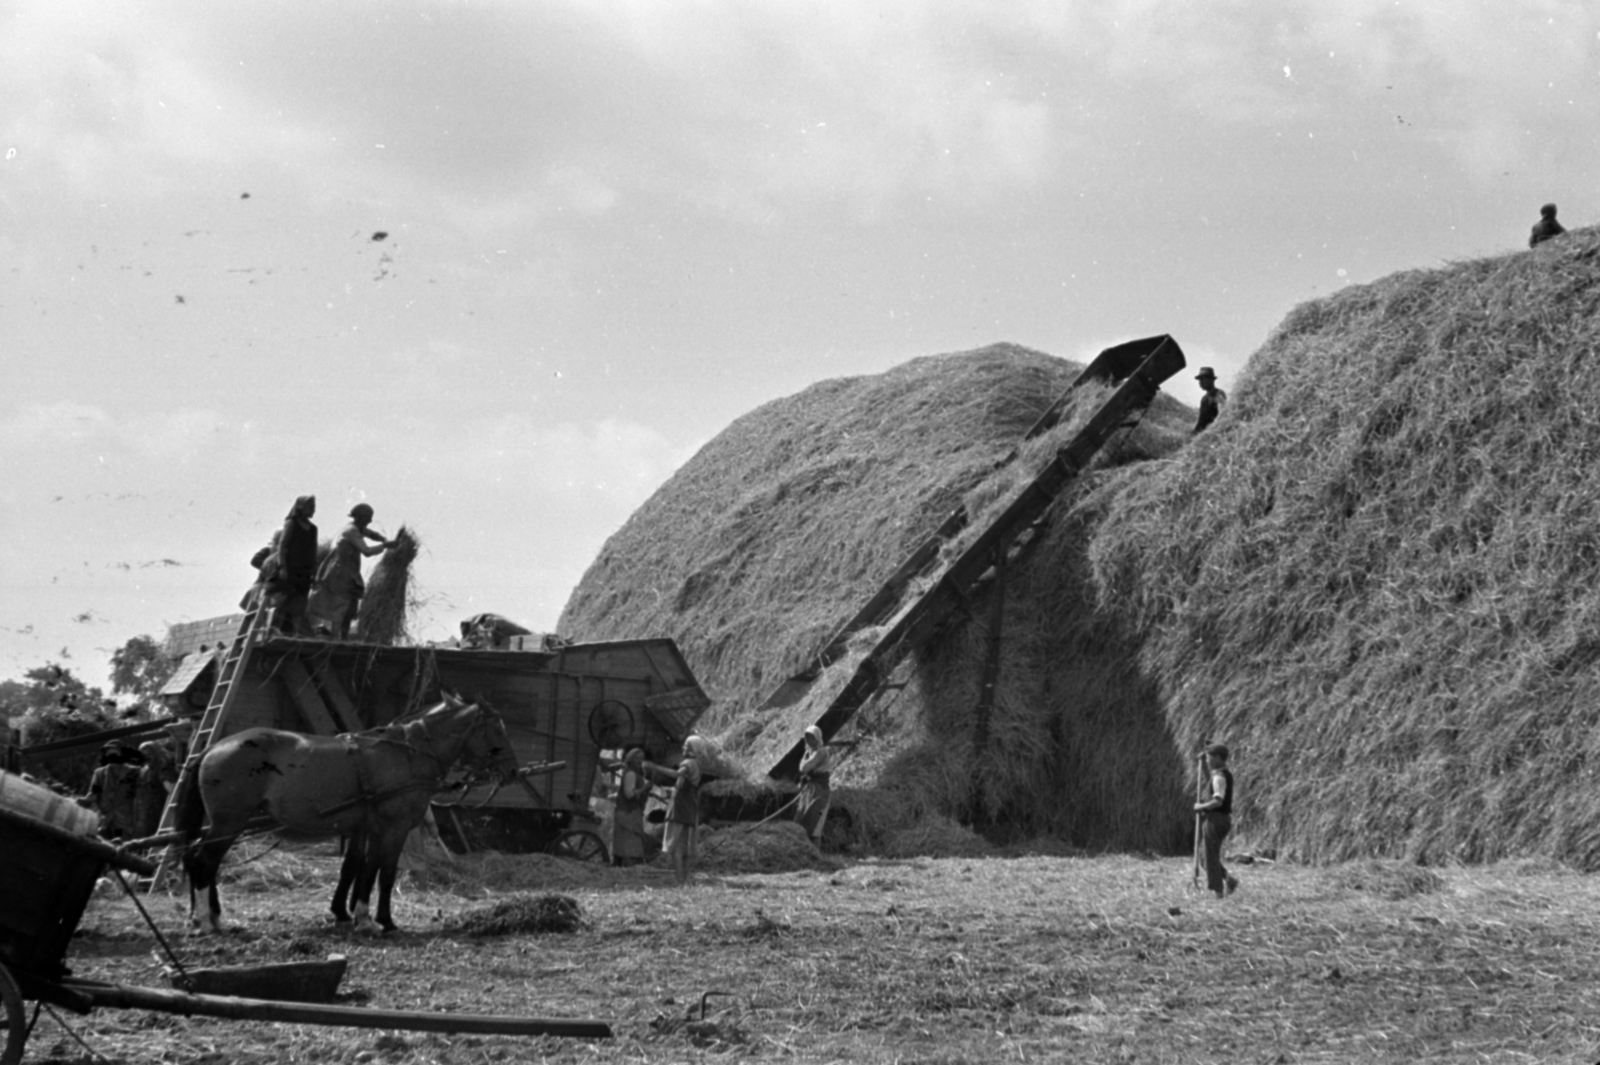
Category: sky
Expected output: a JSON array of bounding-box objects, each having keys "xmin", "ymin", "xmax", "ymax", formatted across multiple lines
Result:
[{"xmin": 2, "ymin": 0, "xmax": 1597, "ymax": 690}]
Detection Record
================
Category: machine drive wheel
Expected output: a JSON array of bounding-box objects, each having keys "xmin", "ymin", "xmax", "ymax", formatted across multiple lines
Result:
[
  {"xmin": 587, "ymin": 701, "xmax": 635, "ymax": 749},
  {"xmin": 0, "ymin": 962, "xmax": 27, "ymax": 1065},
  {"xmin": 548, "ymin": 829, "xmax": 609, "ymax": 865}
]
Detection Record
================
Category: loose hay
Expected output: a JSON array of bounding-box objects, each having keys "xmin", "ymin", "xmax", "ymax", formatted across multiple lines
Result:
[
  {"xmin": 445, "ymin": 893, "xmax": 585, "ymax": 937},
  {"xmin": 697, "ymin": 820, "xmax": 842, "ymax": 874},
  {"xmin": 405, "ymin": 850, "xmax": 619, "ymax": 894},
  {"xmin": 358, "ymin": 524, "xmax": 420, "ymax": 645},
  {"xmin": 1328, "ymin": 858, "xmax": 1445, "ymax": 901},
  {"xmin": 217, "ymin": 842, "xmax": 330, "ymax": 893}
]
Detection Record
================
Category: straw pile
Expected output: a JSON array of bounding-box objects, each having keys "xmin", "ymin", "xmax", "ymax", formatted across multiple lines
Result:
[
  {"xmin": 698, "ymin": 821, "xmax": 843, "ymax": 874},
  {"xmin": 1328, "ymin": 859, "xmax": 1444, "ymax": 901},
  {"xmin": 358, "ymin": 525, "xmax": 419, "ymax": 645},
  {"xmin": 404, "ymin": 849, "xmax": 619, "ymax": 894},
  {"xmin": 560, "ymin": 343, "xmax": 1193, "ymax": 853},
  {"xmin": 443, "ymin": 893, "xmax": 585, "ymax": 937},
  {"xmin": 1087, "ymin": 226, "xmax": 1600, "ymax": 866}
]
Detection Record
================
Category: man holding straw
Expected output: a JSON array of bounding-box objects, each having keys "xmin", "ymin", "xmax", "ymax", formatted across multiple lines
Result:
[{"xmin": 1193, "ymin": 743, "xmax": 1239, "ymax": 898}]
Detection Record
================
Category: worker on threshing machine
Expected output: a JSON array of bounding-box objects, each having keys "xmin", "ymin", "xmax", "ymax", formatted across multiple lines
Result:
[
  {"xmin": 265, "ymin": 495, "xmax": 320, "ymax": 635},
  {"xmin": 240, "ymin": 529, "xmax": 282, "ymax": 610},
  {"xmin": 310, "ymin": 502, "xmax": 393, "ymax": 640}
]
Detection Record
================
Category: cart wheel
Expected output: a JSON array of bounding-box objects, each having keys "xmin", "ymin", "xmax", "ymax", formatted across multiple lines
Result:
[
  {"xmin": 548, "ymin": 829, "xmax": 609, "ymax": 865},
  {"xmin": 0, "ymin": 963, "xmax": 26, "ymax": 1065}
]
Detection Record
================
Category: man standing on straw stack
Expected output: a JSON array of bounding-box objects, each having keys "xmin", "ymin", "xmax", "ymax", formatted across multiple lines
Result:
[
  {"xmin": 1529, "ymin": 203, "xmax": 1566, "ymax": 248},
  {"xmin": 1193, "ymin": 743, "xmax": 1239, "ymax": 898},
  {"xmin": 1193, "ymin": 368, "xmax": 1226, "ymax": 435},
  {"xmin": 311, "ymin": 503, "xmax": 392, "ymax": 641}
]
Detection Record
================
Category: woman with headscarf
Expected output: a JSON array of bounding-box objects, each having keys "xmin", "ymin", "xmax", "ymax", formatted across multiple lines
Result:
[
  {"xmin": 309, "ymin": 502, "xmax": 391, "ymax": 640},
  {"xmin": 610, "ymin": 748, "xmax": 651, "ymax": 867},
  {"xmin": 266, "ymin": 495, "xmax": 319, "ymax": 634},
  {"xmin": 661, "ymin": 735, "xmax": 707, "ymax": 885},
  {"xmin": 795, "ymin": 725, "xmax": 834, "ymax": 848}
]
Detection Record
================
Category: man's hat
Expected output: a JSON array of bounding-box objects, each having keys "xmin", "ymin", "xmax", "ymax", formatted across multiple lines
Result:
[{"xmin": 1196, "ymin": 367, "xmax": 1217, "ymax": 381}]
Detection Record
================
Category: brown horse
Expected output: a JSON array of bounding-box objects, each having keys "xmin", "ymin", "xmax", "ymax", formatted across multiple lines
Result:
[{"xmin": 180, "ymin": 693, "xmax": 517, "ymax": 934}]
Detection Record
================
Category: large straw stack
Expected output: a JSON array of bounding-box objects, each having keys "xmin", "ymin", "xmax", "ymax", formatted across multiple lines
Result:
[
  {"xmin": 1087, "ymin": 225, "xmax": 1600, "ymax": 867},
  {"xmin": 358, "ymin": 525, "xmax": 420, "ymax": 646}
]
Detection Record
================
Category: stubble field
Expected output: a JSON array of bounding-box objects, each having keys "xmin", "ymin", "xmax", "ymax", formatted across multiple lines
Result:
[{"xmin": 27, "ymin": 832, "xmax": 1600, "ymax": 1065}]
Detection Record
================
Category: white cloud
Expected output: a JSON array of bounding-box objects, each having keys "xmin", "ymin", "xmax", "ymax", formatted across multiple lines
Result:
[{"xmin": 0, "ymin": 402, "xmax": 114, "ymax": 446}]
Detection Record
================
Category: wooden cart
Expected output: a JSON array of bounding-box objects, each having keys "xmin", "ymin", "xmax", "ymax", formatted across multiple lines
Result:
[{"xmin": 0, "ymin": 771, "xmax": 609, "ymax": 1064}]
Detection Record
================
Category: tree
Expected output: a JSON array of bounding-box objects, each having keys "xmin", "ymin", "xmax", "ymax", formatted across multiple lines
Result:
[
  {"xmin": 110, "ymin": 634, "xmax": 179, "ymax": 715},
  {"xmin": 0, "ymin": 664, "xmax": 118, "ymax": 792}
]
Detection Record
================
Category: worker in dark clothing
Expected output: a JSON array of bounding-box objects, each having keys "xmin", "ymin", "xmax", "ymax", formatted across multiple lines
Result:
[
  {"xmin": 1529, "ymin": 203, "xmax": 1566, "ymax": 248},
  {"xmin": 85, "ymin": 741, "xmax": 142, "ymax": 840},
  {"xmin": 1193, "ymin": 743, "xmax": 1239, "ymax": 898},
  {"xmin": 1193, "ymin": 367, "xmax": 1226, "ymax": 434},
  {"xmin": 240, "ymin": 529, "xmax": 281, "ymax": 610},
  {"xmin": 266, "ymin": 495, "xmax": 319, "ymax": 635}
]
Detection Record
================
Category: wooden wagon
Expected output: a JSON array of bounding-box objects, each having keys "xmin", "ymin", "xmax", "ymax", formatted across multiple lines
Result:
[{"xmin": 0, "ymin": 769, "xmax": 609, "ymax": 1064}]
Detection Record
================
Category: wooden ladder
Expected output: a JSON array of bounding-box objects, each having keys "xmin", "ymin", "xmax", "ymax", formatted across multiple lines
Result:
[{"xmin": 149, "ymin": 601, "xmax": 274, "ymax": 887}]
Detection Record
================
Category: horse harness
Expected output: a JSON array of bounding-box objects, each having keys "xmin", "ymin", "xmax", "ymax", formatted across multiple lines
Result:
[{"xmin": 320, "ymin": 713, "xmax": 481, "ymax": 819}]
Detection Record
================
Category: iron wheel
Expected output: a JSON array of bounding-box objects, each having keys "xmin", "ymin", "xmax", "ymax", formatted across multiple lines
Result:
[
  {"xmin": 548, "ymin": 828, "xmax": 609, "ymax": 865},
  {"xmin": 0, "ymin": 963, "xmax": 27, "ymax": 1065}
]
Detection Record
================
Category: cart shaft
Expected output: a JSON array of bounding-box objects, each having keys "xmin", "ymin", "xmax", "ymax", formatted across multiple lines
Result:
[{"xmin": 62, "ymin": 979, "xmax": 612, "ymax": 1039}]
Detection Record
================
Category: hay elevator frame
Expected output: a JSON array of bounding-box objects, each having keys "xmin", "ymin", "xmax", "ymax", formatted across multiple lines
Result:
[{"xmin": 766, "ymin": 335, "xmax": 1187, "ymax": 781}]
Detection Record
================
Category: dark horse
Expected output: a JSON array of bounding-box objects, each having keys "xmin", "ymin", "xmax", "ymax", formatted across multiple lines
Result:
[{"xmin": 180, "ymin": 693, "xmax": 518, "ymax": 934}]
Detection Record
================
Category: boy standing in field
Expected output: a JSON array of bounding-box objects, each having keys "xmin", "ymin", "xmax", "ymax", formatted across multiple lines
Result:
[{"xmin": 1194, "ymin": 743, "xmax": 1239, "ymax": 898}]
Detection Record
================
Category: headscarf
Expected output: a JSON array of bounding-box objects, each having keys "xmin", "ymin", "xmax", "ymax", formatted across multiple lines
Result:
[
  {"xmin": 804, "ymin": 725, "xmax": 824, "ymax": 748},
  {"xmin": 682, "ymin": 735, "xmax": 710, "ymax": 762},
  {"xmin": 287, "ymin": 494, "xmax": 316, "ymax": 522},
  {"xmin": 349, "ymin": 502, "xmax": 374, "ymax": 524}
]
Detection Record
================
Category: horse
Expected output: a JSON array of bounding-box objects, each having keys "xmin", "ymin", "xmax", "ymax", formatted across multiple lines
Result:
[{"xmin": 179, "ymin": 692, "xmax": 518, "ymax": 935}]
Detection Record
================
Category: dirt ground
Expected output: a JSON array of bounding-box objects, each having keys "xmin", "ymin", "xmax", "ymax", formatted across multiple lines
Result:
[{"xmin": 21, "ymin": 833, "xmax": 1600, "ymax": 1064}]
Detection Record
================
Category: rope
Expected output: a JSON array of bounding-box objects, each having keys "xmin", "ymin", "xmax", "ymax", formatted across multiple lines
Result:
[
  {"xmin": 41, "ymin": 1003, "xmax": 107, "ymax": 1063},
  {"xmin": 695, "ymin": 741, "xmax": 863, "ymax": 857},
  {"xmin": 112, "ymin": 868, "xmax": 188, "ymax": 980}
]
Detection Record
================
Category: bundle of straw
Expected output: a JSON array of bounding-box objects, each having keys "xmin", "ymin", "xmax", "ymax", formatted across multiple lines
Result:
[{"xmin": 358, "ymin": 524, "xmax": 419, "ymax": 645}]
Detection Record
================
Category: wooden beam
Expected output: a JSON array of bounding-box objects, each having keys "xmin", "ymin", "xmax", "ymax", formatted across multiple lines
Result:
[
  {"xmin": 279, "ymin": 658, "xmax": 340, "ymax": 735},
  {"xmin": 312, "ymin": 661, "xmax": 363, "ymax": 732}
]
